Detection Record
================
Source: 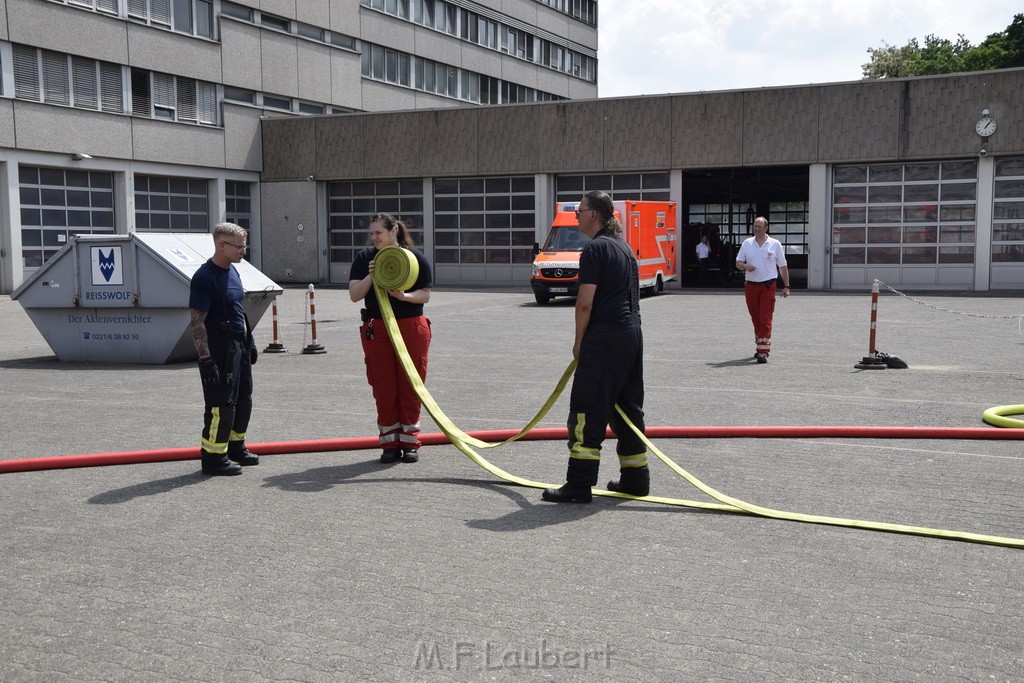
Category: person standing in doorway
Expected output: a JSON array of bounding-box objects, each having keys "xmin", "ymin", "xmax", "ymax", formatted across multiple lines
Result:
[
  {"xmin": 735, "ymin": 216, "xmax": 790, "ymax": 363},
  {"xmin": 349, "ymin": 213, "xmax": 433, "ymax": 464},
  {"xmin": 542, "ymin": 190, "xmax": 649, "ymax": 504},
  {"xmin": 189, "ymin": 222, "xmax": 260, "ymax": 476},
  {"xmin": 695, "ymin": 234, "xmax": 712, "ymax": 287}
]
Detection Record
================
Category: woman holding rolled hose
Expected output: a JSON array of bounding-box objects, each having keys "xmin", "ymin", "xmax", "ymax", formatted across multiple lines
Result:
[{"xmin": 349, "ymin": 213, "xmax": 433, "ymax": 464}]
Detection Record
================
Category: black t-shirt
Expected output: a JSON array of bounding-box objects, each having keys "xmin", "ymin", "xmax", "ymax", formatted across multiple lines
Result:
[
  {"xmin": 189, "ymin": 259, "xmax": 246, "ymax": 334},
  {"xmin": 578, "ymin": 229, "xmax": 639, "ymax": 325},
  {"xmin": 349, "ymin": 246, "xmax": 433, "ymax": 319}
]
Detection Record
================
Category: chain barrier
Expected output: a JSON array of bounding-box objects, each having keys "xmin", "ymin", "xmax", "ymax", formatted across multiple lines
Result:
[{"xmin": 877, "ymin": 280, "xmax": 1024, "ymax": 323}]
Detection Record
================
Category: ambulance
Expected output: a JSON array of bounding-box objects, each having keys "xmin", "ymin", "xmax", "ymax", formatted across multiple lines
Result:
[{"xmin": 530, "ymin": 200, "xmax": 677, "ymax": 305}]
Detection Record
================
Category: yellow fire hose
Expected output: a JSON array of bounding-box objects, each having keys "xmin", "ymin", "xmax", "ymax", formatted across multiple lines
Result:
[
  {"xmin": 372, "ymin": 246, "xmax": 1024, "ymax": 549},
  {"xmin": 982, "ymin": 405, "xmax": 1024, "ymax": 429}
]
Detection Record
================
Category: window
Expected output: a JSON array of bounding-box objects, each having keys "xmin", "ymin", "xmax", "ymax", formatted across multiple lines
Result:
[
  {"xmin": 330, "ymin": 33, "xmax": 358, "ymax": 50},
  {"xmin": 225, "ymin": 181, "xmax": 252, "ymax": 232},
  {"xmin": 434, "ymin": 176, "xmax": 536, "ymax": 266},
  {"xmin": 361, "ymin": 42, "xmax": 565, "ymax": 103},
  {"xmin": 196, "ymin": 0, "xmax": 213, "ymax": 36},
  {"xmin": 535, "ymin": 0, "xmax": 597, "ymax": 25},
  {"xmin": 62, "ymin": 0, "xmax": 119, "ymax": 14},
  {"xmin": 556, "ymin": 172, "xmax": 670, "ymax": 203},
  {"xmin": 296, "ymin": 23, "xmax": 324, "ymax": 41},
  {"xmin": 13, "ymin": 45, "xmax": 41, "ymax": 100},
  {"xmin": 172, "ymin": 0, "xmax": 192, "ymax": 33},
  {"xmin": 262, "ymin": 94, "xmax": 291, "ymax": 110},
  {"xmin": 327, "ymin": 180, "xmax": 424, "ymax": 268},
  {"xmin": 130, "ymin": 68, "xmax": 217, "ymax": 125},
  {"xmin": 19, "ymin": 166, "xmax": 115, "ymax": 270},
  {"xmin": 364, "ymin": 44, "xmax": 408, "ymax": 86},
  {"xmin": 99, "ymin": 63, "xmax": 123, "ymax": 112},
  {"xmin": 151, "ymin": 72, "xmax": 176, "ymax": 119},
  {"xmin": 992, "ymin": 157, "xmax": 1024, "ymax": 264},
  {"xmin": 41, "ymin": 50, "xmax": 71, "ymax": 105},
  {"xmin": 223, "ymin": 86, "xmax": 255, "ymax": 104},
  {"xmin": 832, "ymin": 161, "xmax": 977, "ymax": 269},
  {"xmin": 12, "ymin": 46, "xmax": 125, "ymax": 113},
  {"xmin": 768, "ymin": 202, "xmax": 809, "ymax": 255},
  {"xmin": 260, "ymin": 13, "xmax": 290, "ymax": 31},
  {"xmin": 70, "ymin": 56, "xmax": 98, "ymax": 109},
  {"xmin": 368, "ymin": 0, "xmax": 595, "ymax": 82},
  {"xmin": 128, "ymin": 0, "xmax": 213, "ymax": 38},
  {"xmin": 298, "ymin": 102, "xmax": 324, "ymax": 115},
  {"xmin": 135, "ymin": 174, "xmax": 209, "ymax": 232},
  {"xmin": 220, "ymin": 1, "xmax": 252, "ymax": 21}
]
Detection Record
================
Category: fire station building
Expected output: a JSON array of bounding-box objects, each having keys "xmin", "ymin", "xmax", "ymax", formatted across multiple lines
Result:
[{"xmin": 258, "ymin": 67, "xmax": 1024, "ymax": 292}]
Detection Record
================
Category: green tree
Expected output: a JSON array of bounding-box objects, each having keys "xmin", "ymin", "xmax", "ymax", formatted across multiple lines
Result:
[
  {"xmin": 863, "ymin": 13, "xmax": 1024, "ymax": 78},
  {"xmin": 912, "ymin": 34, "xmax": 973, "ymax": 75},
  {"xmin": 991, "ymin": 13, "xmax": 1024, "ymax": 67},
  {"xmin": 862, "ymin": 40, "xmax": 920, "ymax": 78}
]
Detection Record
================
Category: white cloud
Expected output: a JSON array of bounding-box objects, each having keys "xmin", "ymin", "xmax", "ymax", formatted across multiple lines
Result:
[{"xmin": 597, "ymin": 0, "xmax": 1023, "ymax": 97}]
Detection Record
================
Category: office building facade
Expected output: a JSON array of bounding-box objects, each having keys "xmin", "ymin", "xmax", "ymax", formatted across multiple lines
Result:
[{"xmin": 0, "ymin": 0, "xmax": 600, "ymax": 293}]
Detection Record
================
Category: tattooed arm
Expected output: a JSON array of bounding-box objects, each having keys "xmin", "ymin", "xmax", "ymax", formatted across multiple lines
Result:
[{"xmin": 190, "ymin": 309, "xmax": 211, "ymax": 360}]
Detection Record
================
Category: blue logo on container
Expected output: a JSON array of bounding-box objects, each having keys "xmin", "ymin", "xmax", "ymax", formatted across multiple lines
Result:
[
  {"xmin": 90, "ymin": 246, "xmax": 124, "ymax": 286},
  {"xmin": 98, "ymin": 250, "xmax": 115, "ymax": 281}
]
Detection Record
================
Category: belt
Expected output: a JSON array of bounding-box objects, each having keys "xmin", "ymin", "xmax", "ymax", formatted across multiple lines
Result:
[
  {"xmin": 745, "ymin": 279, "xmax": 776, "ymax": 286},
  {"xmin": 362, "ymin": 309, "xmax": 421, "ymax": 323}
]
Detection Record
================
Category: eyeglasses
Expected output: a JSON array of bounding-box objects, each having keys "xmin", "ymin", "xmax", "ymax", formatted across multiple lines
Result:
[
  {"xmin": 574, "ymin": 208, "xmax": 594, "ymax": 217},
  {"xmin": 220, "ymin": 241, "xmax": 247, "ymax": 250}
]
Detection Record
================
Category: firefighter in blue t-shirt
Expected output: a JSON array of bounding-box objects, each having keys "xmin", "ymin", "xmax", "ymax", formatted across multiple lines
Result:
[{"xmin": 188, "ymin": 222, "xmax": 259, "ymax": 476}]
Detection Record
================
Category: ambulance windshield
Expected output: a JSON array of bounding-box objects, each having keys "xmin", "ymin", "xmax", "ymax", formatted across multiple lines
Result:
[{"xmin": 542, "ymin": 226, "xmax": 587, "ymax": 251}]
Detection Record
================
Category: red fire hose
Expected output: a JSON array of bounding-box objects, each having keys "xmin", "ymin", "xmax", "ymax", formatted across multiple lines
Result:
[{"xmin": 2, "ymin": 425, "xmax": 1022, "ymax": 474}]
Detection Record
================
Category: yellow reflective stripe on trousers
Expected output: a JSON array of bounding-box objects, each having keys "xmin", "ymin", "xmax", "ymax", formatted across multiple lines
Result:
[
  {"xmin": 618, "ymin": 453, "xmax": 648, "ymax": 468},
  {"xmin": 202, "ymin": 407, "xmax": 227, "ymax": 453},
  {"xmin": 568, "ymin": 412, "xmax": 600, "ymax": 460}
]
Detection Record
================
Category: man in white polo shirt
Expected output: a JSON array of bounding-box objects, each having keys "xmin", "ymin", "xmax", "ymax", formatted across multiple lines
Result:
[{"xmin": 735, "ymin": 216, "xmax": 791, "ymax": 363}]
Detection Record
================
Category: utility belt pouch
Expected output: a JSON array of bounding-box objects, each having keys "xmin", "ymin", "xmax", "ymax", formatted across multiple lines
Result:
[{"xmin": 360, "ymin": 308, "xmax": 371, "ymax": 323}]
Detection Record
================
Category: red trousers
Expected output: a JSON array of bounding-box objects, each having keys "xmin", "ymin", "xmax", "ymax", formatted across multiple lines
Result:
[
  {"xmin": 744, "ymin": 281, "xmax": 776, "ymax": 355},
  {"xmin": 360, "ymin": 315, "xmax": 431, "ymax": 449}
]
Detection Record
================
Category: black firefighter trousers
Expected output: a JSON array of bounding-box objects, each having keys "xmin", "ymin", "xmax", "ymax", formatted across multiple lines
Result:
[
  {"xmin": 200, "ymin": 330, "xmax": 253, "ymax": 457},
  {"xmin": 565, "ymin": 320, "xmax": 646, "ymax": 486}
]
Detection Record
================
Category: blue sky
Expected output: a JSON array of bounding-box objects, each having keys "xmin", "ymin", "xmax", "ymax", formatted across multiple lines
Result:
[{"xmin": 597, "ymin": 0, "xmax": 1023, "ymax": 97}]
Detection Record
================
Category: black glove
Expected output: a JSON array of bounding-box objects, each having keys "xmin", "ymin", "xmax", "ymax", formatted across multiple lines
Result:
[
  {"xmin": 199, "ymin": 358, "xmax": 220, "ymax": 388},
  {"xmin": 248, "ymin": 337, "xmax": 258, "ymax": 365}
]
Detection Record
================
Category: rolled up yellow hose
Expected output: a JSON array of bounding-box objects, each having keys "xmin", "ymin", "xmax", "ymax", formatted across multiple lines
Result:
[{"xmin": 372, "ymin": 245, "xmax": 419, "ymax": 291}]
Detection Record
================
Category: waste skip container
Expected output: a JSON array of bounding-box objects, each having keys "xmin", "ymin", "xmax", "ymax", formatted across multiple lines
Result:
[{"xmin": 11, "ymin": 233, "xmax": 283, "ymax": 364}]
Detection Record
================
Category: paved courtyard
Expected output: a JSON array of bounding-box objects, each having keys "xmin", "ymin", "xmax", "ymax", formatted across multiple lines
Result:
[{"xmin": 2, "ymin": 283, "xmax": 1024, "ymax": 681}]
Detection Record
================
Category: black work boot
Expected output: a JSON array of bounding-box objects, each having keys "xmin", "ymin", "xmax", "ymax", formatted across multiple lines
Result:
[
  {"xmin": 401, "ymin": 448, "xmax": 419, "ymax": 463},
  {"xmin": 380, "ymin": 448, "xmax": 401, "ymax": 464},
  {"xmin": 228, "ymin": 443, "xmax": 259, "ymax": 466},
  {"xmin": 201, "ymin": 451, "xmax": 242, "ymax": 476},
  {"xmin": 542, "ymin": 483, "xmax": 592, "ymax": 503},
  {"xmin": 542, "ymin": 458, "xmax": 598, "ymax": 504},
  {"xmin": 608, "ymin": 465, "xmax": 650, "ymax": 497}
]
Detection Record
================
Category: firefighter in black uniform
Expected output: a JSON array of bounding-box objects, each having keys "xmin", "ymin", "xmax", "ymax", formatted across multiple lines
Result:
[
  {"xmin": 189, "ymin": 222, "xmax": 259, "ymax": 476},
  {"xmin": 542, "ymin": 190, "xmax": 650, "ymax": 503}
]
